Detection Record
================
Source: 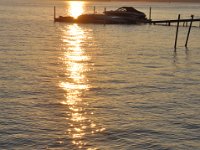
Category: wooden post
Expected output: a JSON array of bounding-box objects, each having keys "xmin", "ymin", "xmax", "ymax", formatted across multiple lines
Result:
[
  {"xmin": 185, "ymin": 15, "xmax": 194, "ymax": 48},
  {"xmin": 149, "ymin": 7, "xmax": 152, "ymax": 21},
  {"xmin": 104, "ymin": 7, "xmax": 106, "ymax": 25},
  {"xmin": 174, "ymin": 14, "xmax": 180, "ymax": 51},
  {"xmin": 54, "ymin": 6, "xmax": 56, "ymax": 21}
]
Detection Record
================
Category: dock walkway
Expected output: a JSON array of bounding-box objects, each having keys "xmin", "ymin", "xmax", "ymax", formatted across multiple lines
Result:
[{"xmin": 151, "ymin": 18, "xmax": 200, "ymax": 26}]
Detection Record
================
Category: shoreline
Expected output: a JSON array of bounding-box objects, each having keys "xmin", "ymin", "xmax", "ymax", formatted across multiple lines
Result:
[{"xmin": 57, "ymin": 0, "xmax": 200, "ymax": 2}]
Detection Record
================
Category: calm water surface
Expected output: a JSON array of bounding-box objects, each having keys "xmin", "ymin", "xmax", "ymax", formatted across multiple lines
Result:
[{"xmin": 0, "ymin": 0, "xmax": 200, "ymax": 149}]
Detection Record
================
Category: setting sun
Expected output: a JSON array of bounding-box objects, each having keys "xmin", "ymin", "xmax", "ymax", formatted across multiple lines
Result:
[{"xmin": 68, "ymin": 1, "xmax": 84, "ymax": 19}]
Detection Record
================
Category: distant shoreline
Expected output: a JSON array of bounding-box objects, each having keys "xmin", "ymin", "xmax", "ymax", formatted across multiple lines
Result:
[
  {"xmin": 112, "ymin": 0, "xmax": 200, "ymax": 2},
  {"xmin": 59, "ymin": 0, "xmax": 200, "ymax": 3},
  {"xmin": 112, "ymin": 0, "xmax": 199, "ymax": 2}
]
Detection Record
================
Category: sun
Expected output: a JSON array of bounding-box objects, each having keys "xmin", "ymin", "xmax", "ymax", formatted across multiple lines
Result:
[{"xmin": 68, "ymin": 1, "xmax": 84, "ymax": 19}]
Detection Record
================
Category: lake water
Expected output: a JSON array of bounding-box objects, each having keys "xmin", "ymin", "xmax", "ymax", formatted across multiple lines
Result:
[{"xmin": 0, "ymin": 0, "xmax": 200, "ymax": 149}]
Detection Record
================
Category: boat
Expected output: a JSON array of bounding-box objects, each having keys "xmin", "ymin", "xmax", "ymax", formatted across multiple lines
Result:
[
  {"xmin": 104, "ymin": 7, "xmax": 148, "ymax": 23},
  {"xmin": 54, "ymin": 7, "xmax": 148, "ymax": 24},
  {"xmin": 76, "ymin": 14, "xmax": 135, "ymax": 24},
  {"xmin": 54, "ymin": 16, "xmax": 74, "ymax": 22}
]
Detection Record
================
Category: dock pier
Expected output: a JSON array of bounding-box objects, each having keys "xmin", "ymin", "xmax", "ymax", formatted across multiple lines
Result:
[
  {"xmin": 150, "ymin": 18, "xmax": 200, "ymax": 26},
  {"xmin": 148, "ymin": 11, "xmax": 199, "ymax": 50},
  {"xmin": 174, "ymin": 14, "xmax": 180, "ymax": 50},
  {"xmin": 53, "ymin": 6, "xmax": 199, "ymax": 49}
]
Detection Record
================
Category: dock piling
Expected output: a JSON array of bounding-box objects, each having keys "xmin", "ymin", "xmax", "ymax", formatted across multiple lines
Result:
[
  {"xmin": 149, "ymin": 7, "xmax": 152, "ymax": 21},
  {"xmin": 54, "ymin": 6, "xmax": 56, "ymax": 21},
  {"xmin": 174, "ymin": 14, "xmax": 180, "ymax": 51},
  {"xmin": 185, "ymin": 15, "xmax": 194, "ymax": 48}
]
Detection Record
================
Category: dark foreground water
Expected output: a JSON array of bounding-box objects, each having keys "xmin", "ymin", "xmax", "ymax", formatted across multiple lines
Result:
[{"xmin": 0, "ymin": 0, "xmax": 200, "ymax": 149}]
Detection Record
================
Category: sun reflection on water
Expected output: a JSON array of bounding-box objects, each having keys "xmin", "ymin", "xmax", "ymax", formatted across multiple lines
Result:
[{"xmin": 59, "ymin": 24, "xmax": 105, "ymax": 149}]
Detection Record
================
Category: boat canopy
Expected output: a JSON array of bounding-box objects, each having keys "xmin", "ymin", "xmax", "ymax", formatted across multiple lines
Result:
[
  {"xmin": 115, "ymin": 7, "xmax": 145, "ymax": 15},
  {"xmin": 104, "ymin": 7, "xmax": 146, "ymax": 18},
  {"xmin": 116, "ymin": 7, "xmax": 140, "ymax": 12}
]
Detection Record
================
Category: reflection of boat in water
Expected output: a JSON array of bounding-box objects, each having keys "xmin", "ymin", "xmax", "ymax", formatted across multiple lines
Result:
[{"xmin": 54, "ymin": 7, "xmax": 149, "ymax": 24}]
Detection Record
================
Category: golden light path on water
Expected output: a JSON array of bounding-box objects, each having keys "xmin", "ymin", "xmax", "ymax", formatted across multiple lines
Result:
[
  {"xmin": 59, "ymin": 22, "xmax": 105, "ymax": 149},
  {"xmin": 67, "ymin": 1, "xmax": 84, "ymax": 19}
]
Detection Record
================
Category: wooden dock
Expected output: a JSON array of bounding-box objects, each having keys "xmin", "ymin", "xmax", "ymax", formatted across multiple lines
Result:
[
  {"xmin": 53, "ymin": 5, "xmax": 199, "ymax": 49},
  {"xmin": 150, "ymin": 18, "xmax": 200, "ymax": 26}
]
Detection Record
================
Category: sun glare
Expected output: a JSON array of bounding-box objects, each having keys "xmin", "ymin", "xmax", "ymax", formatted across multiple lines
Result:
[
  {"xmin": 68, "ymin": 1, "xmax": 84, "ymax": 19},
  {"xmin": 59, "ymin": 23, "xmax": 105, "ymax": 149}
]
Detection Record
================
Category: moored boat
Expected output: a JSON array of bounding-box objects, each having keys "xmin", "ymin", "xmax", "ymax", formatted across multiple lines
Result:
[
  {"xmin": 54, "ymin": 7, "xmax": 148, "ymax": 24},
  {"xmin": 104, "ymin": 7, "xmax": 148, "ymax": 23}
]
